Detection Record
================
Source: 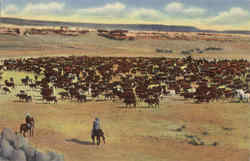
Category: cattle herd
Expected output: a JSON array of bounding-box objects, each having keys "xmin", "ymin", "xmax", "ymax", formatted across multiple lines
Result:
[{"xmin": 0, "ymin": 55, "xmax": 249, "ymax": 107}]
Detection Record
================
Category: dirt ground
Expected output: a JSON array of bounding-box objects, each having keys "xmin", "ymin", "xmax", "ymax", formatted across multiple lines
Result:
[
  {"xmin": 0, "ymin": 32, "xmax": 250, "ymax": 161},
  {"xmin": 0, "ymin": 32, "xmax": 250, "ymax": 59}
]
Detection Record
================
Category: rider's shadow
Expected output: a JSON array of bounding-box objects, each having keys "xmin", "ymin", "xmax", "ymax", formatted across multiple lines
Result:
[{"xmin": 65, "ymin": 138, "xmax": 94, "ymax": 145}]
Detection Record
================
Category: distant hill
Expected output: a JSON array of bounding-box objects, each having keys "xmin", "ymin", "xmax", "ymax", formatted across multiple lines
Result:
[
  {"xmin": 222, "ymin": 30, "xmax": 250, "ymax": 35},
  {"xmin": 0, "ymin": 17, "xmax": 249, "ymax": 34}
]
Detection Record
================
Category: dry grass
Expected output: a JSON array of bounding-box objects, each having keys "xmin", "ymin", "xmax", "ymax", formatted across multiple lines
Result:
[
  {"xmin": 0, "ymin": 100, "xmax": 249, "ymax": 161},
  {"xmin": 0, "ymin": 32, "xmax": 249, "ymax": 59},
  {"xmin": 0, "ymin": 32, "xmax": 249, "ymax": 161},
  {"xmin": 1, "ymin": 71, "xmax": 43, "ymax": 85}
]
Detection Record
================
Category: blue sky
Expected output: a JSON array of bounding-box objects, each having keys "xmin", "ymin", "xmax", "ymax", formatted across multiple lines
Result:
[{"xmin": 2, "ymin": 0, "xmax": 250, "ymax": 30}]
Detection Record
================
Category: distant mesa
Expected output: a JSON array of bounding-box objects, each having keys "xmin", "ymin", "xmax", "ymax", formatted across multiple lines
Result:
[{"xmin": 0, "ymin": 17, "xmax": 250, "ymax": 35}]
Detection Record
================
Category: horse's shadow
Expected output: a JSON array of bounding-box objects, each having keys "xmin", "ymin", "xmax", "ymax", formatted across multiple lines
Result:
[{"xmin": 65, "ymin": 138, "xmax": 94, "ymax": 145}]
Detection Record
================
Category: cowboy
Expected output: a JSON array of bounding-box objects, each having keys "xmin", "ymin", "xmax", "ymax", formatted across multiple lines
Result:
[
  {"xmin": 91, "ymin": 117, "xmax": 100, "ymax": 137},
  {"xmin": 25, "ymin": 113, "xmax": 34, "ymax": 129}
]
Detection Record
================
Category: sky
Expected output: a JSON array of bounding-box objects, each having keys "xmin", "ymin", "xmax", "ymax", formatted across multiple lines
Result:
[{"xmin": 1, "ymin": 0, "xmax": 250, "ymax": 30}]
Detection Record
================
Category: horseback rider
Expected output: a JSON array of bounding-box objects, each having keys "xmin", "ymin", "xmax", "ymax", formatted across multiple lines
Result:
[
  {"xmin": 91, "ymin": 117, "xmax": 100, "ymax": 137},
  {"xmin": 25, "ymin": 113, "xmax": 34, "ymax": 129}
]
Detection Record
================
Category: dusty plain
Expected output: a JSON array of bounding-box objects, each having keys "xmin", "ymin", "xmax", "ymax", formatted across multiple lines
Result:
[{"xmin": 0, "ymin": 31, "xmax": 250, "ymax": 161}]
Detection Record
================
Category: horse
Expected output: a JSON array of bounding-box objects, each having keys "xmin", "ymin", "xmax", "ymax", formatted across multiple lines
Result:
[
  {"xmin": 20, "ymin": 116, "xmax": 35, "ymax": 137},
  {"xmin": 91, "ymin": 129, "xmax": 106, "ymax": 145},
  {"xmin": 20, "ymin": 122, "xmax": 34, "ymax": 137}
]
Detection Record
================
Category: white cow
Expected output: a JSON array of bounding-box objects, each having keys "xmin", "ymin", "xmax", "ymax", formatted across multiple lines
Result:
[
  {"xmin": 88, "ymin": 87, "xmax": 92, "ymax": 96},
  {"xmin": 243, "ymin": 93, "xmax": 250, "ymax": 102},
  {"xmin": 235, "ymin": 89, "xmax": 250, "ymax": 102},
  {"xmin": 167, "ymin": 90, "xmax": 176, "ymax": 96},
  {"xmin": 236, "ymin": 89, "xmax": 244, "ymax": 97}
]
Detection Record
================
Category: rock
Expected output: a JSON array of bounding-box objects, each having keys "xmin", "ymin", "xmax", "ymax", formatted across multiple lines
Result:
[
  {"xmin": 202, "ymin": 131, "xmax": 208, "ymax": 136},
  {"xmin": 20, "ymin": 144, "xmax": 36, "ymax": 161},
  {"xmin": 47, "ymin": 152, "xmax": 57, "ymax": 160},
  {"xmin": 187, "ymin": 136, "xmax": 204, "ymax": 146},
  {"xmin": 35, "ymin": 151, "xmax": 50, "ymax": 161},
  {"xmin": 211, "ymin": 142, "xmax": 218, "ymax": 146},
  {"xmin": 223, "ymin": 127, "xmax": 233, "ymax": 131},
  {"xmin": 0, "ymin": 139, "xmax": 14, "ymax": 159},
  {"xmin": 176, "ymin": 128, "xmax": 182, "ymax": 132},
  {"xmin": 13, "ymin": 135, "xmax": 28, "ymax": 150},
  {"xmin": 176, "ymin": 125, "xmax": 186, "ymax": 132},
  {"xmin": 9, "ymin": 150, "xmax": 26, "ymax": 161},
  {"xmin": 47, "ymin": 151, "xmax": 64, "ymax": 161},
  {"xmin": 54, "ymin": 155, "xmax": 64, "ymax": 161},
  {"xmin": 185, "ymin": 135, "xmax": 194, "ymax": 139},
  {"xmin": 0, "ymin": 128, "xmax": 64, "ymax": 161},
  {"xmin": 1, "ymin": 128, "xmax": 16, "ymax": 146},
  {"xmin": 0, "ymin": 156, "xmax": 9, "ymax": 161}
]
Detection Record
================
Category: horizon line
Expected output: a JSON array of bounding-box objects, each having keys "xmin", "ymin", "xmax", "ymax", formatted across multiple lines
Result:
[{"xmin": 0, "ymin": 16, "xmax": 249, "ymax": 32}]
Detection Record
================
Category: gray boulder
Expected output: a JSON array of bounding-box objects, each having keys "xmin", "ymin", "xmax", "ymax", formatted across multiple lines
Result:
[
  {"xmin": 0, "ymin": 128, "xmax": 64, "ymax": 161},
  {"xmin": 47, "ymin": 152, "xmax": 58, "ymax": 161},
  {"xmin": 56, "ymin": 155, "xmax": 64, "ymax": 161},
  {"xmin": 187, "ymin": 136, "xmax": 204, "ymax": 146},
  {"xmin": 0, "ymin": 139, "xmax": 14, "ymax": 159},
  {"xmin": 47, "ymin": 152, "xmax": 64, "ymax": 161},
  {"xmin": 13, "ymin": 135, "xmax": 28, "ymax": 150},
  {"xmin": 1, "ymin": 128, "xmax": 16, "ymax": 146},
  {"xmin": 35, "ymin": 151, "xmax": 50, "ymax": 161},
  {"xmin": 0, "ymin": 156, "xmax": 9, "ymax": 161},
  {"xmin": 20, "ymin": 144, "xmax": 36, "ymax": 161},
  {"xmin": 9, "ymin": 150, "xmax": 26, "ymax": 161}
]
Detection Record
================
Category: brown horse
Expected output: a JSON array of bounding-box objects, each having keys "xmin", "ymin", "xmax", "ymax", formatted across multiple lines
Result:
[
  {"xmin": 91, "ymin": 129, "xmax": 106, "ymax": 145},
  {"xmin": 20, "ymin": 123, "xmax": 31, "ymax": 137},
  {"xmin": 20, "ymin": 118, "xmax": 35, "ymax": 137}
]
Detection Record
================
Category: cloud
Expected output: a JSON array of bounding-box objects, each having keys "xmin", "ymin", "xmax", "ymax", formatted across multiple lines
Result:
[
  {"xmin": 207, "ymin": 7, "xmax": 249, "ymax": 25},
  {"xmin": 165, "ymin": 2, "xmax": 206, "ymax": 17},
  {"xmin": 184, "ymin": 7, "xmax": 206, "ymax": 16},
  {"xmin": 76, "ymin": 2, "xmax": 165, "ymax": 23},
  {"xmin": 23, "ymin": 2, "xmax": 65, "ymax": 15},
  {"xmin": 165, "ymin": 2, "xmax": 184, "ymax": 13},
  {"xmin": 2, "ymin": 1, "xmax": 248, "ymax": 30},
  {"xmin": 4, "ymin": 4, "xmax": 18, "ymax": 15},
  {"xmin": 76, "ymin": 2, "xmax": 126, "ymax": 18},
  {"xmin": 128, "ymin": 8, "xmax": 164, "ymax": 21}
]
